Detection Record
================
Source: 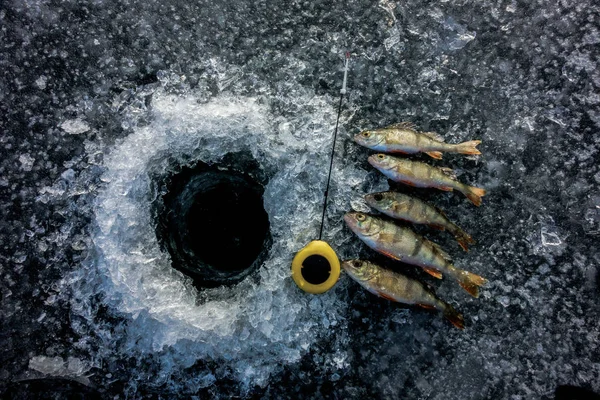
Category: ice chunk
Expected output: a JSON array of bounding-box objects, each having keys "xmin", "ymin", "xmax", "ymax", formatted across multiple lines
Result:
[
  {"xmin": 60, "ymin": 118, "xmax": 90, "ymax": 135},
  {"xmin": 443, "ymin": 17, "xmax": 476, "ymax": 50},
  {"xmin": 350, "ymin": 197, "xmax": 371, "ymax": 213},
  {"xmin": 19, "ymin": 153, "xmax": 35, "ymax": 171},
  {"xmin": 35, "ymin": 75, "xmax": 48, "ymax": 89},
  {"xmin": 29, "ymin": 356, "xmax": 67, "ymax": 376},
  {"xmin": 541, "ymin": 228, "xmax": 562, "ymax": 246}
]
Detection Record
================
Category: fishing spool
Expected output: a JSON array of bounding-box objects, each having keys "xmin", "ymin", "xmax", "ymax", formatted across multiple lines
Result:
[
  {"xmin": 291, "ymin": 240, "xmax": 340, "ymax": 294},
  {"xmin": 291, "ymin": 53, "xmax": 349, "ymax": 295}
]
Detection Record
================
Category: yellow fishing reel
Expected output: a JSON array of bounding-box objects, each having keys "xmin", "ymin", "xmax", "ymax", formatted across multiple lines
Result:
[{"xmin": 291, "ymin": 240, "xmax": 340, "ymax": 294}]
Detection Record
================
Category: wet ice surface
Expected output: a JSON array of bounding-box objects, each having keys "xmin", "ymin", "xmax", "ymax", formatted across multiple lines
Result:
[{"xmin": 1, "ymin": 0, "xmax": 599, "ymax": 398}]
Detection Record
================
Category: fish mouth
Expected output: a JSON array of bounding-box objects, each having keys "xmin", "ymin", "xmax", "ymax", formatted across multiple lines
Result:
[
  {"xmin": 353, "ymin": 133, "xmax": 365, "ymax": 144},
  {"xmin": 368, "ymin": 154, "xmax": 393, "ymax": 171},
  {"xmin": 343, "ymin": 212, "xmax": 359, "ymax": 230},
  {"xmin": 367, "ymin": 154, "xmax": 380, "ymax": 168}
]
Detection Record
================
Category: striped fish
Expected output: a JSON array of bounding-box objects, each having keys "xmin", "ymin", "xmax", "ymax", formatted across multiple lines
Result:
[
  {"xmin": 368, "ymin": 153, "xmax": 486, "ymax": 206},
  {"xmin": 343, "ymin": 212, "xmax": 487, "ymax": 297},
  {"xmin": 342, "ymin": 259, "xmax": 465, "ymax": 329},
  {"xmin": 365, "ymin": 191, "xmax": 475, "ymax": 251},
  {"xmin": 354, "ymin": 122, "xmax": 481, "ymax": 159}
]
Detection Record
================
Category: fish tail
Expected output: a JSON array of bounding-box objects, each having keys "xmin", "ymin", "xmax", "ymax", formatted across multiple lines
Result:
[
  {"xmin": 455, "ymin": 140, "xmax": 481, "ymax": 155},
  {"xmin": 450, "ymin": 225, "xmax": 476, "ymax": 251},
  {"xmin": 462, "ymin": 185, "xmax": 486, "ymax": 206},
  {"xmin": 443, "ymin": 303, "xmax": 465, "ymax": 330},
  {"xmin": 457, "ymin": 270, "xmax": 487, "ymax": 298}
]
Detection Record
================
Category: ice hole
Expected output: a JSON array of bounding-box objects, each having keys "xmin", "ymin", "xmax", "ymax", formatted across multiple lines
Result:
[{"xmin": 156, "ymin": 156, "xmax": 271, "ymax": 288}]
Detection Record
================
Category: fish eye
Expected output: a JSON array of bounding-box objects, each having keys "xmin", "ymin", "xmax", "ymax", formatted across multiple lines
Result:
[
  {"xmin": 361, "ymin": 131, "xmax": 370, "ymax": 137},
  {"xmin": 356, "ymin": 213, "xmax": 366, "ymax": 221},
  {"xmin": 373, "ymin": 194, "xmax": 383, "ymax": 201},
  {"xmin": 377, "ymin": 154, "xmax": 385, "ymax": 159}
]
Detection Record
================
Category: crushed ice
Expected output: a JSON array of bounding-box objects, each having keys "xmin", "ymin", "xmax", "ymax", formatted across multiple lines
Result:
[{"xmin": 65, "ymin": 81, "xmax": 368, "ymax": 387}]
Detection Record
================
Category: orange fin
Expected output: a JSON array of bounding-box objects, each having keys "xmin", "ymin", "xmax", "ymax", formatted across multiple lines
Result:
[
  {"xmin": 452, "ymin": 228, "xmax": 476, "ymax": 252},
  {"xmin": 377, "ymin": 291, "xmax": 397, "ymax": 302},
  {"xmin": 443, "ymin": 303, "xmax": 465, "ymax": 330},
  {"xmin": 379, "ymin": 250, "xmax": 402, "ymax": 261},
  {"xmin": 457, "ymin": 270, "xmax": 487, "ymax": 298},
  {"xmin": 399, "ymin": 180, "xmax": 418, "ymax": 187},
  {"xmin": 439, "ymin": 186, "xmax": 454, "ymax": 192},
  {"xmin": 456, "ymin": 140, "xmax": 481, "ymax": 156},
  {"xmin": 417, "ymin": 303, "xmax": 436, "ymax": 310},
  {"xmin": 425, "ymin": 151, "xmax": 443, "ymax": 159},
  {"xmin": 464, "ymin": 186, "xmax": 486, "ymax": 207},
  {"xmin": 423, "ymin": 267, "xmax": 443, "ymax": 279}
]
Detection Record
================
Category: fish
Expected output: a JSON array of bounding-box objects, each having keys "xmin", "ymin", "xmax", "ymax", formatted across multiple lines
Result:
[
  {"xmin": 364, "ymin": 191, "xmax": 475, "ymax": 251},
  {"xmin": 368, "ymin": 153, "xmax": 486, "ymax": 206},
  {"xmin": 354, "ymin": 122, "xmax": 481, "ymax": 159},
  {"xmin": 342, "ymin": 259, "xmax": 465, "ymax": 329},
  {"xmin": 343, "ymin": 212, "xmax": 487, "ymax": 297}
]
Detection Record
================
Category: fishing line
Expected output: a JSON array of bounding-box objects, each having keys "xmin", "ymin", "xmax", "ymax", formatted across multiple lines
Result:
[
  {"xmin": 291, "ymin": 53, "xmax": 349, "ymax": 294},
  {"xmin": 318, "ymin": 52, "xmax": 349, "ymax": 241}
]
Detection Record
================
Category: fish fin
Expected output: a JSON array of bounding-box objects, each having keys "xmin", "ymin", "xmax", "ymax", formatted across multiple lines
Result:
[
  {"xmin": 386, "ymin": 121, "xmax": 416, "ymax": 130},
  {"xmin": 425, "ymin": 151, "xmax": 443, "ymax": 159},
  {"xmin": 427, "ymin": 240, "xmax": 452, "ymax": 261},
  {"xmin": 439, "ymin": 186, "xmax": 454, "ymax": 192},
  {"xmin": 422, "ymin": 131, "xmax": 445, "ymax": 142},
  {"xmin": 380, "ymin": 250, "xmax": 402, "ymax": 261},
  {"xmin": 439, "ymin": 167, "xmax": 457, "ymax": 180},
  {"xmin": 443, "ymin": 303, "xmax": 465, "ymax": 330},
  {"xmin": 455, "ymin": 140, "xmax": 482, "ymax": 155},
  {"xmin": 423, "ymin": 267, "xmax": 443, "ymax": 279},
  {"xmin": 433, "ymin": 205, "xmax": 447, "ymax": 218},
  {"xmin": 463, "ymin": 186, "xmax": 486, "ymax": 207},
  {"xmin": 377, "ymin": 291, "xmax": 397, "ymax": 302},
  {"xmin": 399, "ymin": 180, "xmax": 418, "ymax": 187},
  {"xmin": 457, "ymin": 270, "xmax": 487, "ymax": 298},
  {"xmin": 452, "ymin": 227, "xmax": 476, "ymax": 252},
  {"xmin": 417, "ymin": 303, "xmax": 436, "ymax": 310}
]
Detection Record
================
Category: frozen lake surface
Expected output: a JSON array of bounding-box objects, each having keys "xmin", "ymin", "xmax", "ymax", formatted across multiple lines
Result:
[{"xmin": 1, "ymin": 0, "xmax": 599, "ymax": 398}]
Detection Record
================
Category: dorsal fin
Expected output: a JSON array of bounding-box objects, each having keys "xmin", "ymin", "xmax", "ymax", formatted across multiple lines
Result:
[
  {"xmin": 439, "ymin": 167, "xmax": 457, "ymax": 181},
  {"xmin": 385, "ymin": 121, "xmax": 416, "ymax": 130},
  {"xmin": 427, "ymin": 239, "xmax": 452, "ymax": 261},
  {"xmin": 421, "ymin": 131, "xmax": 445, "ymax": 142}
]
